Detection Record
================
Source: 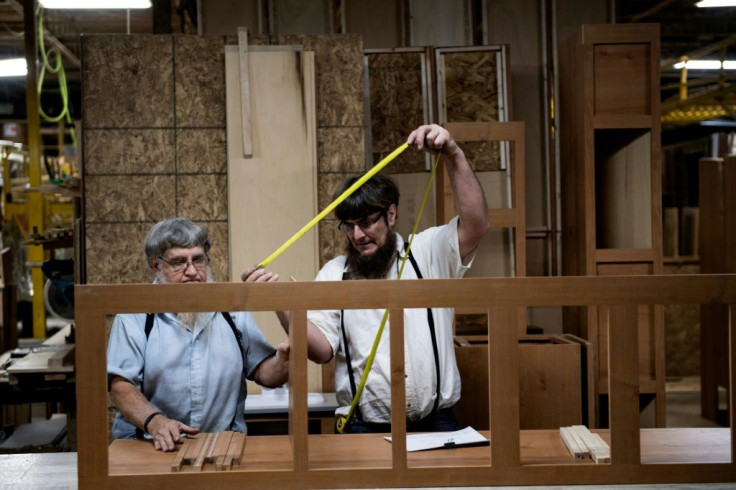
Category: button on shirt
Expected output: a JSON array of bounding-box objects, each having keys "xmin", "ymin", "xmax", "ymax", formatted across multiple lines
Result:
[
  {"xmin": 107, "ymin": 310, "xmax": 276, "ymax": 438},
  {"xmin": 308, "ymin": 216, "xmax": 475, "ymax": 423}
]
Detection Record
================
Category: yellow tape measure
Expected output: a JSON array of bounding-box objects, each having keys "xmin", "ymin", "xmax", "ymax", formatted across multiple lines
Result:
[
  {"xmin": 336, "ymin": 153, "xmax": 442, "ymax": 433},
  {"xmin": 256, "ymin": 142, "xmax": 409, "ymax": 269}
]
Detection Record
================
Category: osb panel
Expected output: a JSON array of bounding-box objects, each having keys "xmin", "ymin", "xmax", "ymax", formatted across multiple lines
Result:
[
  {"xmin": 203, "ymin": 220, "xmax": 229, "ymax": 282},
  {"xmin": 177, "ymin": 128, "xmax": 227, "ymax": 174},
  {"xmin": 177, "ymin": 174, "xmax": 227, "ymax": 221},
  {"xmin": 86, "ymin": 221, "xmax": 228, "ymax": 284},
  {"xmin": 85, "ymin": 223, "xmax": 152, "ymax": 284},
  {"xmin": 317, "ymin": 90, "xmax": 364, "ymax": 128},
  {"xmin": 318, "ymin": 219, "xmax": 345, "ymax": 269},
  {"xmin": 85, "ymin": 175, "xmax": 176, "ymax": 223},
  {"xmin": 174, "ymin": 36, "xmax": 226, "ymax": 128},
  {"xmin": 367, "ymin": 52, "xmax": 426, "ymax": 173},
  {"xmin": 84, "ymin": 129, "xmax": 175, "ymax": 175},
  {"xmin": 82, "ymin": 35, "xmax": 173, "ymax": 128},
  {"xmin": 276, "ymin": 34, "xmax": 364, "ymax": 95},
  {"xmin": 443, "ymin": 51, "xmax": 502, "ymax": 171},
  {"xmin": 318, "ymin": 128, "xmax": 364, "ymax": 173},
  {"xmin": 664, "ymin": 263, "xmax": 700, "ymax": 376},
  {"xmin": 317, "ymin": 172, "xmax": 359, "ymax": 212}
]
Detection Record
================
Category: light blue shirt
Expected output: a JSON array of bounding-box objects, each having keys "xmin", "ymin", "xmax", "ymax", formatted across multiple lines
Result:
[{"xmin": 107, "ymin": 311, "xmax": 276, "ymax": 438}]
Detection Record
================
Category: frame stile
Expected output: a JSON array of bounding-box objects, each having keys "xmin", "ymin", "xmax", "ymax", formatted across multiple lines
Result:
[
  {"xmin": 389, "ymin": 308, "xmax": 408, "ymax": 469},
  {"xmin": 289, "ymin": 309, "xmax": 309, "ymax": 472},
  {"xmin": 608, "ymin": 305, "xmax": 641, "ymax": 464},
  {"xmin": 75, "ymin": 287, "xmax": 109, "ymax": 486},
  {"xmin": 730, "ymin": 304, "xmax": 735, "ymax": 463},
  {"xmin": 489, "ymin": 306, "xmax": 521, "ymax": 467}
]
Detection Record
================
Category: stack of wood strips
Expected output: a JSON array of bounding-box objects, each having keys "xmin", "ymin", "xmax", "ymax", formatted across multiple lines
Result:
[
  {"xmin": 170, "ymin": 431, "xmax": 246, "ymax": 472},
  {"xmin": 559, "ymin": 425, "xmax": 611, "ymax": 463}
]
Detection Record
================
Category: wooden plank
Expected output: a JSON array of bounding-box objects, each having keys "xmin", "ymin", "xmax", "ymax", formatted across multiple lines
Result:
[
  {"xmin": 191, "ymin": 433, "xmax": 215, "ymax": 472},
  {"xmin": 73, "ymin": 275, "xmax": 736, "ymax": 314},
  {"xmin": 212, "ymin": 431, "xmax": 234, "ymax": 470},
  {"xmin": 607, "ymin": 305, "xmax": 641, "ymax": 464},
  {"xmin": 289, "ymin": 310, "xmax": 309, "ymax": 471},
  {"xmin": 572, "ymin": 425, "xmax": 611, "ymax": 464},
  {"xmin": 389, "ymin": 308, "xmax": 407, "ymax": 470},
  {"xmin": 225, "ymin": 46, "xmax": 321, "ymax": 392},
  {"xmin": 237, "ymin": 27, "xmax": 252, "ymax": 158},
  {"xmin": 170, "ymin": 436, "xmax": 194, "ymax": 472},
  {"xmin": 47, "ymin": 344, "xmax": 74, "ymax": 368},
  {"xmin": 489, "ymin": 306, "xmax": 520, "ymax": 467},
  {"xmin": 229, "ymin": 431, "xmax": 246, "ymax": 465},
  {"xmin": 559, "ymin": 426, "xmax": 589, "ymax": 460},
  {"xmin": 184, "ymin": 434, "xmax": 207, "ymax": 464}
]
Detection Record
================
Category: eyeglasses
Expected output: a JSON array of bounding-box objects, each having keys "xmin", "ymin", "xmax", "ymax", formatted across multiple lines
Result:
[
  {"xmin": 338, "ymin": 210, "xmax": 386, "ymax": 235},
  {"xmin": 157, "ymin": 254, "xmax": 209, "ymax": 273}
]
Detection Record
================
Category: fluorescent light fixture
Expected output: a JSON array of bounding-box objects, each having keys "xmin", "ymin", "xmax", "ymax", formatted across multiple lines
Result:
[
  {"xmin": 0, "ymin": 58, "xmax": 27, "ymax": 77},
  {"xmin": 700, "ymin": 119, "xmax": 736, "ymax": 127},
  {"xmin": 673, "ymin": 60, "xmax": 736, "ymax": 69},
  {"xmin": 696, "ymin": 0, "xmax": 736, "ymax": 7},
  {"xmin": 39, "ymin": 0, "xmax": 152, "ymax": 8}
]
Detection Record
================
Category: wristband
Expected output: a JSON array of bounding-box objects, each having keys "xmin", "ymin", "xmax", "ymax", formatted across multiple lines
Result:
[{"xmin": 143, "ymin": 411, "xmax": 163, "ymax": 434}]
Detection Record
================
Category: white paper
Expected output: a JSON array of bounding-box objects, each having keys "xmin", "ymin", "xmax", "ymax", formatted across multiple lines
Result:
[{"xmin": 384, "ymin": 426, "xmax": 489, "ymax": 452}]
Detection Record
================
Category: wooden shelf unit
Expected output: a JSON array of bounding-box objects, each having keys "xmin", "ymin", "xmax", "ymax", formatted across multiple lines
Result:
[{"xmin": 559, "ymin": 23, "xmax": 665, "ymax": 428}]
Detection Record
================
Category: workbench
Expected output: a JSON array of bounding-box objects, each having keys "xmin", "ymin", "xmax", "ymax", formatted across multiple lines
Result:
[{"xmin": 107, "ymin": 428, "xmax": 730, "ymax": 473}]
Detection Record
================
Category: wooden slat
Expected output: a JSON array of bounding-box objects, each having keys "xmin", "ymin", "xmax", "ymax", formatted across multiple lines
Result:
[
  {"xmin": 730, "ymin": 304, "xmax": 736, "ymax": 462},
  {"xmin": 212, "ymin": 431, "xmax": 234, "ymax": 470},
  {"xmin": 571, "ymin": 425, "xmax": 611, "ymax": 464},
  {"xmin": 228, "ymin": 431, "xmax": 246, "ymax": 466},
  {"xmin": 47, "ymin": 344, "xmax": 74, "ymax": 368},
  {"xmin": 289, "ymin": 310, "xmax": 309, "ymax": 471},
  {"xmin": 237, "ymin": 27, "xmax": 252, "ymax": 158},
  {"xmin": 595, "ymin": 248, "xmax": 655, "ymax": 264},
  {"xmin": 170, "ymin": 437, "xmax": 194, "ymax": 472},
  {"xmin": 560, "ymin": 427, "xmax": 589, "ymax": 460},
  {"xmin": 389, "ymin": 308, "xmax": 407, "ymax": 469},
  {"xmin": 184, "ymin": 434, "xmax": 207, "ymax": 464},
  {"xmin": 608, "ymin": 305, "xmax": 641, "ymax": 464},
  {"xmin": 489, "ymin": 306, "xmax": 520, "ymax": 467},
  {"xmin": 73, "ymin": 275, "xmax": 736, "ymax": 314},
  {"xmin": 192, "ymin": 433, "xmax": 215, "ymax": 472}
]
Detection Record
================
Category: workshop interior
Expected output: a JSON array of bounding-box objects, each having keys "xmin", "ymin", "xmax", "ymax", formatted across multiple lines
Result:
[{"xmin": 0, "ymin": 0, "xmax": 735, "ymax": 488}]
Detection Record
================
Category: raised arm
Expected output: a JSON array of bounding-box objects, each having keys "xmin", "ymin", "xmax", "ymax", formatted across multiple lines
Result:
[{"xmin": 407, "ymin": 124, "xmax": 489, "ymax": 260}]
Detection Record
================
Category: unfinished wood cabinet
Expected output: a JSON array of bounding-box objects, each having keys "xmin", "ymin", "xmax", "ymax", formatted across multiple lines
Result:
[
  {"xmin": 699, "ymin": 155, "xmax": 736, "ymax": 425},
  {"xmin": 559, "ymin": 24, "xmax": 665, "ymax": 428}
]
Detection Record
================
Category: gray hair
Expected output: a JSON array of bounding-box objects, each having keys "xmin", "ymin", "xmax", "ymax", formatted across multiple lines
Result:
[{"xmin": 144, "ymin": 218, "xmax": 211, "ymax": 268}]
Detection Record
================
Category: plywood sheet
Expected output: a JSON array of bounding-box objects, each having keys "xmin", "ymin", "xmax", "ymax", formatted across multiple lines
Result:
[{"xmin": 225, "ymin": 47, "xmax": 321, "ymax": 391}]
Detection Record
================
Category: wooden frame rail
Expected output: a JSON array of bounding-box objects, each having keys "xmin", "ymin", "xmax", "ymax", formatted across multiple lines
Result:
[{"xmin": 76, "ymin": 275, "xmax": 736, "ymax": 488}]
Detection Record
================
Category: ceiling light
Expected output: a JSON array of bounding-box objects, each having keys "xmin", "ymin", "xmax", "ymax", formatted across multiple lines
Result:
[
  {"xmin": 39, "ymin": 0, "xmax": 152, "ymax": 8},
  {"xmin": 0, "ymin": 58, "xmax": 27, "ymax": 77},
  {"xmin": 696, "ymin": 0, "xmax": 736, "ymax": 7},
  {"xmin": 673, "ymin": 60, "xmax": 736, "ymax": 69}
]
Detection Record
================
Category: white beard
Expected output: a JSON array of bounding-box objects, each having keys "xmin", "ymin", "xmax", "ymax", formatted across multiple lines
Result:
[{"xmin": 158, "ymin": 266, "xmax": 216, "ymax": 327}]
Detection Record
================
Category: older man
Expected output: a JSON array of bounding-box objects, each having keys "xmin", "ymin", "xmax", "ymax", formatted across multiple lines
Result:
[{"xmin": 107, "ymin": 218, "xmax": 288, "ymax": 451}]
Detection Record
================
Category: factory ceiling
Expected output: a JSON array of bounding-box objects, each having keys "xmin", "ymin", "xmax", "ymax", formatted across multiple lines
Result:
[{"xmin": 0, "ymin": 0, "xmax": 734, "ymax": 138}]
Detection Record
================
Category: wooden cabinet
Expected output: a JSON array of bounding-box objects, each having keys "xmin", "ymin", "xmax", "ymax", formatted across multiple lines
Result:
[
  {"xmin": 559, "ymin": 24, "xmax": 665, "ymax": 428},
  {"xmin": 699, "ymin": 155, "xmax": 736, "ymax": 425}
]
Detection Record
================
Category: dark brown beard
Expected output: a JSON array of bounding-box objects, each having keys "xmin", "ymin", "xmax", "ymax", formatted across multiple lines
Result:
[{"xmin": 345, "ymin": 231, "xmax": 397, "ymax": 279}]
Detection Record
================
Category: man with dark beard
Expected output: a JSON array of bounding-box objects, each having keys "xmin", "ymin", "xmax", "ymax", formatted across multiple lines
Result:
[
  {"xmin": 107, "ymin": 218, "xmax": 289, "ymax": 451},
  {"xmin": 246, "ymin": 124, "xmax": 489, "ymax": 433}
]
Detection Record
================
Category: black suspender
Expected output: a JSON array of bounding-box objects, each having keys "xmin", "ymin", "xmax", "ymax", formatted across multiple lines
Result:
[
  {"xmin": 339, "ymin": 242, "xmax": 441, "ymax": 420},
  {"xmin": 137, "ymin": 312, "xmax": 246, "ymax": 437}
]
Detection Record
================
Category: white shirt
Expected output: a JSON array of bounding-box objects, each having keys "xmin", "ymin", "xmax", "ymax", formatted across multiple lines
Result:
[{"xmin": 308, "ymin": 216, "xmax": 475, "ymax": 423}]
